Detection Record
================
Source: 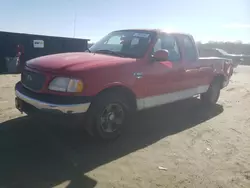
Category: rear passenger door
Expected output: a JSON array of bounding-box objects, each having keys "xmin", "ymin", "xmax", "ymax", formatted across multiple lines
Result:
[{"xmin": 178, "ymin": 35, "xmax": 205, "ymax": 89}]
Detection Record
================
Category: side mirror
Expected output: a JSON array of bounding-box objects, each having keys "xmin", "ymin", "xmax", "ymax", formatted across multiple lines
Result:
[{"xmin": 152, "ymin": 50, "xmax": 169, "ymax": 61}]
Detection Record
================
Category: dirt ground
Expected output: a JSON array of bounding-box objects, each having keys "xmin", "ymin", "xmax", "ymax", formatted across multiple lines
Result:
[{"xmin": 0, "ymin": 66, "xmax": 250, "ymax": 188}]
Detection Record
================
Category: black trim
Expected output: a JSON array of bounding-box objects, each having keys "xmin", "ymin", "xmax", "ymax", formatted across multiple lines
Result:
[
  {"xmin": 15, "ymin": 82, "xmax": 93, "ymax": 105},
  {"xmin": 21, "ymin": 69, "xmax": 46, "ymax": 91}
]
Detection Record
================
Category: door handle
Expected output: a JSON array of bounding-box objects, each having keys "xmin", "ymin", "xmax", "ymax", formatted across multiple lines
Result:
[
  {"xmin": 133, "ymin": 72, "xmax": 143, "ymax": 79},
  {"xmin": 185, "ymin": 69, "xmax": 198, "ymax": 73}
]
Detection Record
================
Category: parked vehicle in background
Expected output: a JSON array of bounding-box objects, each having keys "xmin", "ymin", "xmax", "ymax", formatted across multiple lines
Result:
[
  {"xmin": 199, "ymin": 47, "xmax": 244, "ymax": 67},
  {"xmin": 14, "ymin": 29, "xmax": 233, "ymax": 140}
]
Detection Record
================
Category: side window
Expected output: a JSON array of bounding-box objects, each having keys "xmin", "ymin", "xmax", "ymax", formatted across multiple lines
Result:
[
  {"xmin": 153, "ymin": 35, "xmax": 181, "ymax": 62},
  {"xmin": 182, "ymin": 36, "xmax": 197, "ymax": 61},
  {"xmin": 153, "ymin": 38, "xmax": 162, "ymax": 52}
]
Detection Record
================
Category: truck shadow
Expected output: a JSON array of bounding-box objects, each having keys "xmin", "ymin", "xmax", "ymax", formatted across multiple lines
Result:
[
  {"xmin": 0, "ymin": 98, "xmax": 223, "ymax": 188},
  {"xmin": 0, "ymin": 72, "xmax": 19, "ymax": 75}
]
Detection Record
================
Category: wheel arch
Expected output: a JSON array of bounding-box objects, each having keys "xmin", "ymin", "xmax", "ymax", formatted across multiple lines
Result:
[
  {"xmin": 212, "ymin": 74, "xmax": 225, "ymax": 89},
  {"xmin": 93, "ymin": 84, "xmax": 138, "ymax": 112}
]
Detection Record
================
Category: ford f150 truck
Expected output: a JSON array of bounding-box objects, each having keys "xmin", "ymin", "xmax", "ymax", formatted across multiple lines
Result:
[{"xmin": 15, "ymin": 29, "xmax": 233, "ymax": 140}]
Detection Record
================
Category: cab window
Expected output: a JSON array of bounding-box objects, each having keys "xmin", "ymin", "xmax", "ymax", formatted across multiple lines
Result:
[
  {"xmin": 153, "ymin": 34, "xmax": 181, "ymax": 62},
  {"xmin": 181, "ymin": 36, "xmax": 197, "ymax": 62}
]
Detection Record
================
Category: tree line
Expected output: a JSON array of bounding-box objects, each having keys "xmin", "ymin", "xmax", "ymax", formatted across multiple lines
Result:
[{"xmin": 197, "ymin": 41, "xmax": 250, "ymax": 55}]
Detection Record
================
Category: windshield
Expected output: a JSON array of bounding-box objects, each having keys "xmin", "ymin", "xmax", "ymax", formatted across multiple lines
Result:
[{"xmin": 89, "ymin": 30, "xmax": 154, "ymax": 58}]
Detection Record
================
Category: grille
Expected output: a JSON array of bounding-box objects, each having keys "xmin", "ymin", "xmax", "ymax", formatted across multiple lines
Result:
[{"xmin": 21, "ymin": 70, "xmax": 46, "ymax": 91}]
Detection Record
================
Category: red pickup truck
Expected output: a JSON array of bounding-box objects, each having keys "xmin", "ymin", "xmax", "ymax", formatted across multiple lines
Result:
[{"xmin": 15, "ymin": 29, "xmax": 233, "ymax": 140}]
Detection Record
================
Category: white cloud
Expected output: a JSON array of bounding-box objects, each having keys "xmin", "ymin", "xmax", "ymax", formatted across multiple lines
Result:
[{"xmin": 222, "ymin": 23, "xmax": 250, "ymax": 29}]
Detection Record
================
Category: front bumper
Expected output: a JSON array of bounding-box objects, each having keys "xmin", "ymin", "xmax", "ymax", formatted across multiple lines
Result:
[{"xmin": 15, "ymin": 82, "xmax": 91, "ymax": 114}]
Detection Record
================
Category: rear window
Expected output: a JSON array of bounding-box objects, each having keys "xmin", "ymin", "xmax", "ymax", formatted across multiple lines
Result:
[{"xmin": 181, "ymin": 36, "xmax": 197, "ymax": 61}]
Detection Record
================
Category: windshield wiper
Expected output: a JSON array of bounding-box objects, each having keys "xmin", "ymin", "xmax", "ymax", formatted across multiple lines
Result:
[
  {"xmin": 85, "ymin": 47, "xmax": 91, "ymax": 53},
  {"xmin": 94, "ymin": 50, "xmax": 125, "ymax": 57}
]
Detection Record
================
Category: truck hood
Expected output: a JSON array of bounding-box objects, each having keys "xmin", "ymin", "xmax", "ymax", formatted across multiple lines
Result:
[{"xmin": 26, "ymin": 52, "xmax": 136, "ymax": 72}]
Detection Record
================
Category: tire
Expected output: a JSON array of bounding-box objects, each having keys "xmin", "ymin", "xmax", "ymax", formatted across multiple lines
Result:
[
  {"xmin": 200, "ymin": 79, "xmax": 221, "ymax": 105},
  {"xmin": 85, "ymin": 91, "xmax": 130, "ymax": 141}
]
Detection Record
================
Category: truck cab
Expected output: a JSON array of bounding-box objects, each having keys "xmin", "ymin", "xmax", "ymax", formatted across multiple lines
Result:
[{"xmin": 15, "ymin": 29, "xmax": 233, "ymax": 140}]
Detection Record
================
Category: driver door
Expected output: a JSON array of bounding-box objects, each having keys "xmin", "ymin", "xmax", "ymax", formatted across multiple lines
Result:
[{"xmin": 141, "ymin": 34, "xmax": 185, "ymax": 108}]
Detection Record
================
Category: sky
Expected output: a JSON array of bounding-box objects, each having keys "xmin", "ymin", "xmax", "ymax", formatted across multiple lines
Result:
[{"xmin": 0, "ymin": 0, "xmax": 249, "ymax": 43}]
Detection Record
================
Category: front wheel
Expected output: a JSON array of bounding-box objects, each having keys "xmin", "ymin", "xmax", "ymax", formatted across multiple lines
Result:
[
  {"xmin": 85, "ymin": 91, "xmax": 129, "ymax": 141},
  {"xmin": 200, "ymin": 79, "xmax": 221, "ymax": 105}
]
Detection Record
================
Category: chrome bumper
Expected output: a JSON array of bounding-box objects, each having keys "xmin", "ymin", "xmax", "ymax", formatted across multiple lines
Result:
[{"xmin": 15, "ymin": 90, "xmax": 90, "ymax": 114}]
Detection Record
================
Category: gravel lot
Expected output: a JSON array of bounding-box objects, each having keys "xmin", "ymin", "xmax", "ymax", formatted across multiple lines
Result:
[{"xmin": 0, "ymin": 66, "xmax": 250, "ymax": 188}]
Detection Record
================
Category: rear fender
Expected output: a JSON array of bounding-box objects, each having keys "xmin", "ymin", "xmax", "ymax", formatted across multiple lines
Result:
[{"xmin": 213, "ymin": 59, "xmax": 233, "ymax": 88}]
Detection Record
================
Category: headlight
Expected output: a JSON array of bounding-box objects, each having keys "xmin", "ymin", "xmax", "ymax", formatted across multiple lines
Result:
[{"xmin": 48, "ymin": 77, "xmax": 84, "ymax": 92}]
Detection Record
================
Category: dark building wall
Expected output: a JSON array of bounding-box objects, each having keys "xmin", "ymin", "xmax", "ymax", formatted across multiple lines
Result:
[{"xmin": 0, "ymin": 31, "xmax": 89, "ymax": 72}]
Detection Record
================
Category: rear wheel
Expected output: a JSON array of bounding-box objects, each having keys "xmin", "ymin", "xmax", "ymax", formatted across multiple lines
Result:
[
  {"xmin": 85, "ymin": 91, "xmax": 130, "ymax": 141},
  {"xmin": 201, "ymin": 79, "xmax": 221, "ymax": 105}
]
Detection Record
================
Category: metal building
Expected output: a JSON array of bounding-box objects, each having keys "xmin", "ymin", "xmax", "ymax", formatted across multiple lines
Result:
[{"xmin": 0, "ymin": 31, "xmax": 89, "ymax": 73}]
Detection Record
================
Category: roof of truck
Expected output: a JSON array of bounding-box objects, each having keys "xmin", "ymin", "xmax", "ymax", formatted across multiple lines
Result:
[{"xmin": 114, "ymin": 29, "xmax": 191, "ymax": 36}]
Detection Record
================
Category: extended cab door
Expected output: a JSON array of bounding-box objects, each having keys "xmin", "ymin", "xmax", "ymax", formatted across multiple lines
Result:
[{"xmin": 177, "ymin": 34, "xmax": 212, "ymax": 89}]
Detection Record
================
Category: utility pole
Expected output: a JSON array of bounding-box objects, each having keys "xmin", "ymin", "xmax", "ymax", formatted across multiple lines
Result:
[
  {"xmin": 68, "ymin": 0, "xmax": 77, "ymax": 38},
  {"xmin": 73, "ymin": 10, "xmax": 77, "ymax": 38}
]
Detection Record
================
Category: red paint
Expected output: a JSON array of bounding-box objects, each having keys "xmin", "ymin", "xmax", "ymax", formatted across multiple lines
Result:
[
  {"xmin": 17, "ymin": 44, "xmax": 24, "ymax": 55},
  {"xmin": 22, "ymin": 29, "xmax": 232, "ymax": 99},
  {"xmin": 16, "ymin": 44, "xmax": 25, "ymax": 72},
  {"xmin": 160, "ymin": 61, "xmax": 173, "ymax": 68}
]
